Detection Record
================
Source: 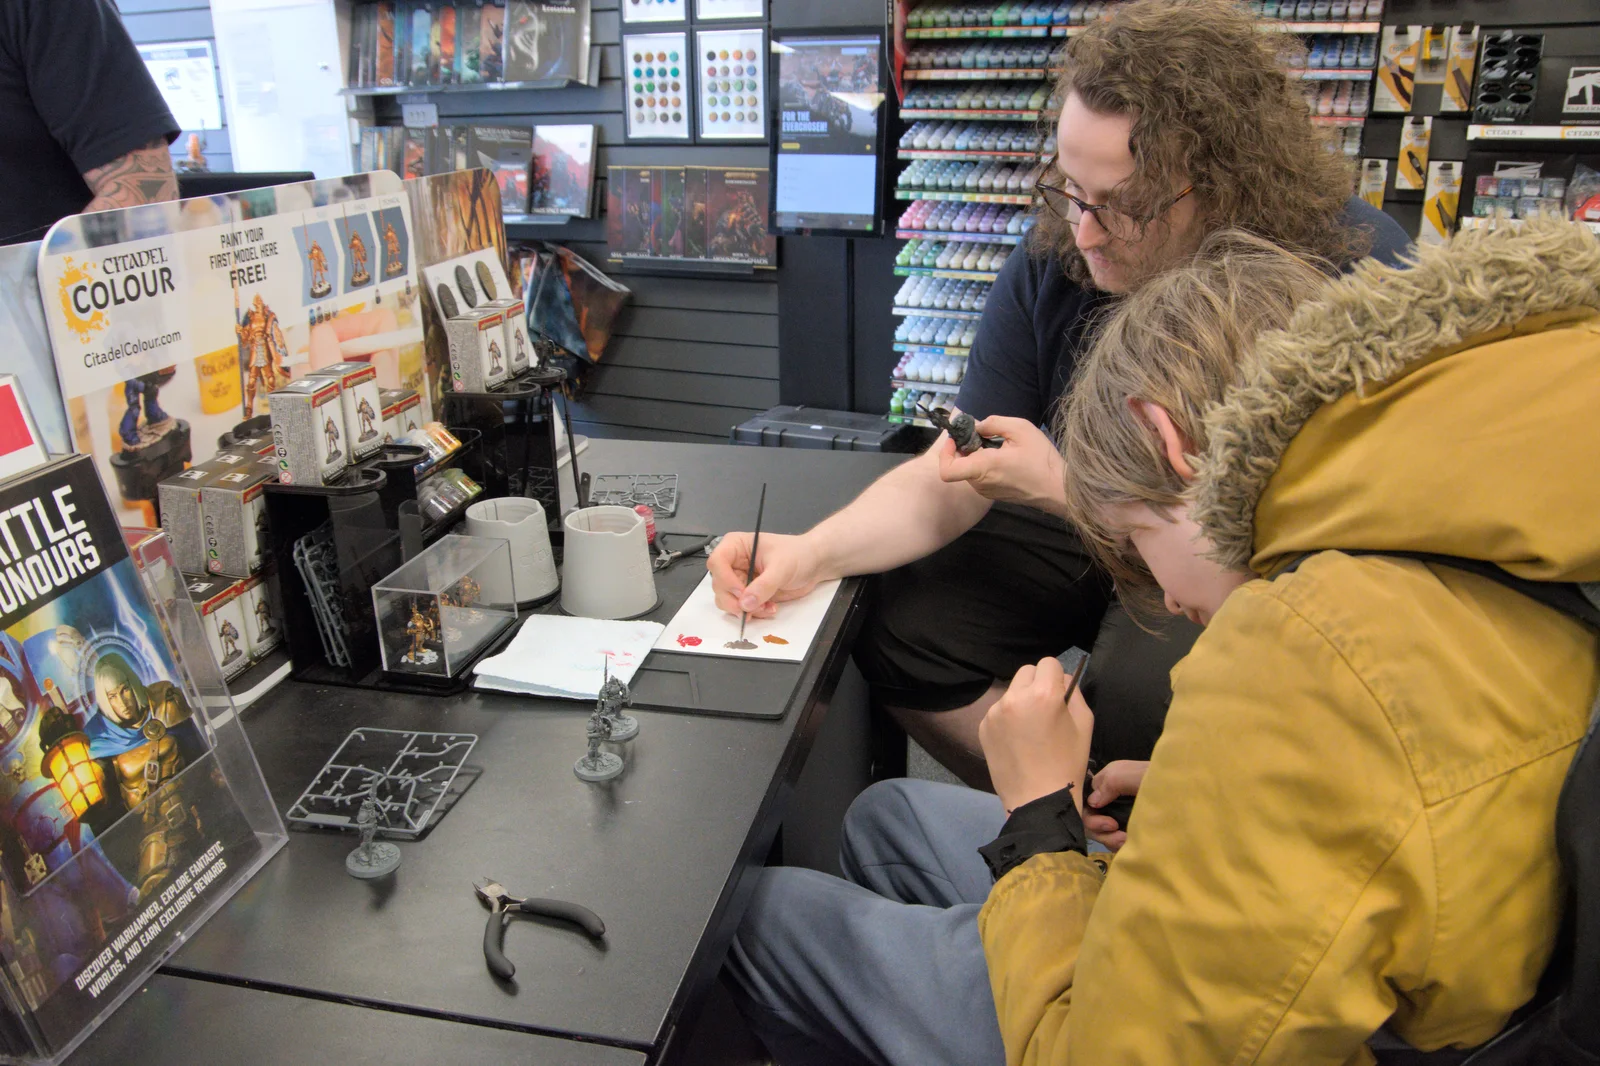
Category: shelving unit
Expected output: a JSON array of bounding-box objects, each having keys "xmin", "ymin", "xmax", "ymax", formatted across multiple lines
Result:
[
  {"xmin": 891, "ymin": 2, "xmax": 1046, "ymax": 422},
  {"xmin": 899, "ymin": 148, "xmax": 1036, "ymax": 160},
  {"xmin": 1287, "ymin": 67, "xmax": 1374, "ymax": 79},
  {"xmin": 896, "ymin": 228, "xmax": 1022, "ymax": 243},
  {"xmin": 892, "ymin": 306, "xmax": 984, "ymax": 319},
  {"xmin": 893, "ymin": 189, "xmax": 1032, "ymax": 203},
  {"xmin": 1465, "ymin": 125, "xmax": 1600, "ymax": 142},
  {"xmin": 895, "ymin": 266, "xmax": 1000, "ymax": 280},
  {"xmin": 903, "ymin": 68, "xmax": 1050, "ymax": 80},
  {"xmin": 901, "ymin": 108, "xmax": 1042, "ymax": 119}
]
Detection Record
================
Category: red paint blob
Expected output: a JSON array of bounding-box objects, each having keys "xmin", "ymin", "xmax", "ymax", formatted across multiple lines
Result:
[{"xmin": 675, "ymin": 634, "xmax": 703, "ymax": 647}]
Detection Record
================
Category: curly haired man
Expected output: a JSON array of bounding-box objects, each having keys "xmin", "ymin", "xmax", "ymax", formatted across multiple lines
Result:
[
  {"xmin": 719, "ymin": 2, "xmax": 1410, "ymax": 1064},
  {"xmin": 711, "ymin": 0, "xmax": 1408, "ymax": 794}
]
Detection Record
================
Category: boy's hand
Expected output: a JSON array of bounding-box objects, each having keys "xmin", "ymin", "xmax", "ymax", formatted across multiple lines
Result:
[
  {"xmin": 979, "ymin": 657, "xmax": 1094, "ymax": 816},
  {"xmin": 935, "ymin": 416, "xmax": 1068, "ymax": 515},
  {"xmin": 1085, "ymin": 760, "xmax": 1149, "ymax": 852},
  {"xmin": 707, "ymin": 532, "xmax": 819, "ymax": 619}
]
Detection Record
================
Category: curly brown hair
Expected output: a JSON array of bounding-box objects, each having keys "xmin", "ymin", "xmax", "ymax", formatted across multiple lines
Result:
[{"xmin": 1031, "ymin": 0, "xmax": 1364, "ymax": 287}]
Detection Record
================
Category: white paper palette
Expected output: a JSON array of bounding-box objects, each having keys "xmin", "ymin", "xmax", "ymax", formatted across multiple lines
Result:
[{"xmin": 653, "ymin": 573, "xmax": 840, "ymax": 662}]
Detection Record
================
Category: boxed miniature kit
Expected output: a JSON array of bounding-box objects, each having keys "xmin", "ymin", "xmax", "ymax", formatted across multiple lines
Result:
[
  {"xmin": 236, "ymin": 575, "xmax": 281, "ymax": 660},
  {"xmin": 185, "ymin": 575, "xmax": 252, "ymax": 680},
  {"xmin": 483, "ymin": 298, "xmax": 532, "ymax": 373},
  {"xmin": 200, "ymin": 461, "xmax": 275, "ymax": 579},
  {"xmin": 316, "ymin": 361, "xmax": 386, "ymax": 461},
  {"xmin": 372, "ymin": 534, "xmax": 516, "ymax": 679},
  {"xmin": 444, "ymin": 308, "xmax": 511, "ymax": 392},
  {"xmin": 380, "ymin": 388, "xmax": 422, "ymax": 443},
  {"xmin": 268, "ymin": 376, "xmax": 347, "ymax": 486},
  {"xmin": 156, "ymin": 456, "xmax": 249, "ymax": 574}
]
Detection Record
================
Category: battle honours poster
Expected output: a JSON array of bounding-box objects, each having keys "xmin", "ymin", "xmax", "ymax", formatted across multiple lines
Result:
[
  {"xmin": 35, "ymin": 173, "xmax": 427, "ymax": 529},
  {"xmin": 0, "ymin": 456, "xmax": 266, "ymax": 1057}
]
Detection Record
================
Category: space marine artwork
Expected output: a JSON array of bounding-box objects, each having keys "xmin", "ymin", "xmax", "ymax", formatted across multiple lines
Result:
[{"xmin": 0, "ymin": 456, "xmax": 262, "ymax": 1053}]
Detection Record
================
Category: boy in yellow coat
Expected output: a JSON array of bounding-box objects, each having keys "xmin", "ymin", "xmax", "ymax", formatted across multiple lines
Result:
[{"xmin": 977, "ymin": 220, "xmax": 1600, "ymax": 1063}]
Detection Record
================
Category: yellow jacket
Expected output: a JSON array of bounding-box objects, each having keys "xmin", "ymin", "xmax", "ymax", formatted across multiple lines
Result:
[{"xmin": 979, "ymin": 219, "xmax": 1600, "ymax": 1065}]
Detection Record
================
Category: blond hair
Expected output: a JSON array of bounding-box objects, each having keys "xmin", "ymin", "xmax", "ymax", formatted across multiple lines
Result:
[
  {"xmin": 1056, "ymin": 231, "xmax": 1331, "ymax": 610},
  {"xmin": 1034, "ymin": 0, "xmax": 1363, "ymax": 287}
]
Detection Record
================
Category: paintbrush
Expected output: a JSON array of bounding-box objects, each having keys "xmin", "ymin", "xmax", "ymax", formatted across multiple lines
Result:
[{"xmin": 739, "ymin": 483, "xmax": 768, "ymax": 642}]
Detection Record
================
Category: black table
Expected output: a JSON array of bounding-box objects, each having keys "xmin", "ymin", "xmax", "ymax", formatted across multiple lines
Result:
[
  {"xmin": 80, "ymin": 976, "xmax": 646, "ymax": 1065},
  {"xmin": 132, "ymin": 441, "xmax": 901, "ymax": 1063}
]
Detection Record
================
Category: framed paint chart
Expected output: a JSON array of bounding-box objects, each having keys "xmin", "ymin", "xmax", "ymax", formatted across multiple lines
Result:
[
  {"xmin": 622, "ymin": 0, "xmax": 687, "ymax": 24},
  {"xmin": 624, "ymin": 32, "xmax": 692, "ymax": 141},
  {"xmin": 696, "ymin": 27, "xmax": 767, "ymax": 141},
  {"xmin": 695, "ymin": 0, "xmax": 765, "ymax": 19}
]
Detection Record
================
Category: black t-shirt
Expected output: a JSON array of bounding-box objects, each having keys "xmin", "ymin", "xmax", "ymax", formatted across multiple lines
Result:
[
  {"xmin": 0, "ymin": 0, "xmax": 179, "ymax": 246},
  {"xmin": 955, "ymin": 196, "xmax": 1416, "ymax": 423}
]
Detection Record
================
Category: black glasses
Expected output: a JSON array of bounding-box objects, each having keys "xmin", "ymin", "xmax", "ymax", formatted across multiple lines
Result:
[{"xmin": 1033, "ymin": 178, "xmax": 1195, "ymax": 242}]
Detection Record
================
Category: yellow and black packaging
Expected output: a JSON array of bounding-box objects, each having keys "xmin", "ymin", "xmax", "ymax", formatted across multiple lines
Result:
[
  {"xmin": 1397, "ymin": 117, "xmax": 1432, "ymax": 191},
  {"xmin": 1440, "ymin": 25, "xmax": 1480, "ymax": 112},
  {"xmin": 1420, "ymin": 160, "xmax": 1462, "ymax": 246},
  {"xmin": 1375, "ymin": 25, "xmax": 1421, "ymax": 113},
  {"xmin": 1360, "ymin": 159, "xmax": 1389, "ymax": 210}
]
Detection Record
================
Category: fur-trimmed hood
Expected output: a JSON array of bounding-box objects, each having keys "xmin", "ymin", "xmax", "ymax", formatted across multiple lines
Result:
[{"xmin": 1193, "ymin": 218, "xmax": 1600, "ymax": 580}]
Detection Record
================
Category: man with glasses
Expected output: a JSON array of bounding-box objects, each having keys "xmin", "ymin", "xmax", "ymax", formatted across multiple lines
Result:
[
  {"xmin": 711, "ymin": 0, "xmax": 1408, "ymax": 797},
  {"xmin": 717, "ymin": 2, "xmax": 1410, "ymax": 1064}
]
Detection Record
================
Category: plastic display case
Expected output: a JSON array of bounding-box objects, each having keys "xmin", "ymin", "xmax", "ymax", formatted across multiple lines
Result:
[
  {"xmin": 372, "ymin": 535, "xmax": 517, "ymax": 679},
  {"xmin": 0, "ymin": 458, "xmax": 285, "ymax": 1064}
]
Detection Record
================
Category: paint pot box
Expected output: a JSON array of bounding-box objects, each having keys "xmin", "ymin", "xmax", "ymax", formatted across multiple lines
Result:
[
  {"xmin": 483, "ymin": 298, "xmax": 532, "ymax": 373},
  {"xmin": 444, "ymin": 308, "xmax": 510, "ymax": 391},
  {"xmin": 202, "ymin": 460, "xmax": 276, "ymax": 578},
  {"xmin": 380, "ymin": 387, "xmax": 423, "ymax": 443},
  {"xmin": 158, "ymin": 459, "xmax": 233, "ymax": 573},
  {"xmin": 318, "ymin": 361, "xmax": 386, "ymax": 460},
  {"xmin": 269, "ymin": 375, "xmax": 347, "ymax": 485},
  {"xmin": 238, "ymin": 573, "xmax": 282, "ymax": 659},
  {"xmin": 185, "ymin": 572, "xmax": 252, "ymax": 679}
]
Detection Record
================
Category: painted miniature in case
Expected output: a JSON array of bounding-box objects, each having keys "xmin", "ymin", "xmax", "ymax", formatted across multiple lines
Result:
[{"xmin": 372, "ymin": 534, "xmax": 516, "ymax": 679}]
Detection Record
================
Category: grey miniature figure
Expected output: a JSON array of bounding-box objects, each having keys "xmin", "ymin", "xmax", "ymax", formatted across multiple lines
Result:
[
  {"xmin": 346, "ymin": 780, "xmax": 401, "ymax": 878},
  {"xmin": 597, "ymin": 666, "xmax": 638, "ymax": 743},
  {"xmin": 574, "ymin": 707, "xmax": 623, "ymax": 783},
  {"xmin": 920, "ymin": 404, "xmax": 1002, "ymax": 457}
]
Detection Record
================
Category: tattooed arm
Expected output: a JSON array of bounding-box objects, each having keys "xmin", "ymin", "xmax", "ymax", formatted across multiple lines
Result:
[{"xmin": 81, "ymin": 139, "xmax": 178, "ymax": 213}]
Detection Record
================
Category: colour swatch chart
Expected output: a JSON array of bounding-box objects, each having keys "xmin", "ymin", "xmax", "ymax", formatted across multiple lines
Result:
[
  {"xmin": 697, "ymin": 28, "xmax": 767, "ymax": 140},
  {"xmin": 623, "ymin": 0, "xmax": 686, "ymax": 23},
  {"xmin": 625, "ymin": 32, "xmax": 691, "ymax": 140},
  {"xmin": 696, "ymin": 0, "xmax": 765, "ymax": 19}
]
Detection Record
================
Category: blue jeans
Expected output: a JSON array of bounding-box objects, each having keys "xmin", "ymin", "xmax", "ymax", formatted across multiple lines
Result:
[{"xmin": 724, "ymin": 779, "xmax": 1010, "ymax": 1066}]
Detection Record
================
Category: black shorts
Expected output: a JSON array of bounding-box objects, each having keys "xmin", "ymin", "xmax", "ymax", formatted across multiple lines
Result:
[{"xmin": 851, "ymin": 501, "xmax": 1200, "ymax": 765}]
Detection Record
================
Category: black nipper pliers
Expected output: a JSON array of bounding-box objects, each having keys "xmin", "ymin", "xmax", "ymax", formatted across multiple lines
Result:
[{"xmin": 473, "ymin": 878, "xmax": 606, "ymax": 980}]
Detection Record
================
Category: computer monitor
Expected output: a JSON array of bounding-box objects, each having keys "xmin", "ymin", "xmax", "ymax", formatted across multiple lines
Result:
[{"xmin": 770, "ymin": 31, "xmax": 885, "ymax": 237}]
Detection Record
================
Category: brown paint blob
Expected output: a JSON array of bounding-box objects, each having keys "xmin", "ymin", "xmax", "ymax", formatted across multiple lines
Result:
[{"xmin": 762, "ymin": 634, "xmax": 789, "ymax": 645}]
